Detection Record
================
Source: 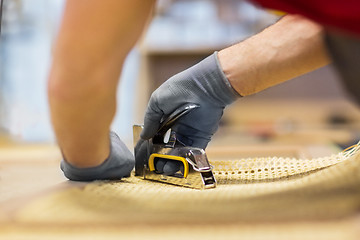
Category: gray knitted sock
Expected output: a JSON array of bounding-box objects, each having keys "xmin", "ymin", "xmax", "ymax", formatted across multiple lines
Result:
[{"xmin": 60, "ymin": 132, "xmax": 134, "ymax": 181}]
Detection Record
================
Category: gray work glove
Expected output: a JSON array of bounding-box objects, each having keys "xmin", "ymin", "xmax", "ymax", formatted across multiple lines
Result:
[
  {"xmin": 61, "ymin": 131, "xmax": 134, "ymax": 181},
  {"xmin": 141, "ymin": 52, "xmax": 240, "ymax": 174}
]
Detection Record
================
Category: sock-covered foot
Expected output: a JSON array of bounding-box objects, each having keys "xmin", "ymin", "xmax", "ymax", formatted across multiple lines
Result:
[{"xmin": 60, "ymin": 131, "xmax": 134, "ymax": 181}]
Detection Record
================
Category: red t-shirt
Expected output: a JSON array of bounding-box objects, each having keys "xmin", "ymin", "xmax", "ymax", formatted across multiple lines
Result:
[{"xmin": 252, "ymin": 0, "xmax": 360, "ymax": 36}]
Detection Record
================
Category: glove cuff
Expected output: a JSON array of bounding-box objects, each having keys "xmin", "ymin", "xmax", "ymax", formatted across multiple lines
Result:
[
  {"xmin": 214, "ymin": 51, "xmax": 242, "ymax": 102},
  {"xmin": 60, "ymin": 132, "xmax": 134, "ymax": 181},
  {"xmin": 198, "ymin": 52, "xmax": 241, "ymax": 106}
]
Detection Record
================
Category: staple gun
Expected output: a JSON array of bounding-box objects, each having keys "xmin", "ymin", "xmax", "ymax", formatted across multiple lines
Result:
[{"xmin": 133, "ymin": 104, "xmax": 216, "ymax": 189}]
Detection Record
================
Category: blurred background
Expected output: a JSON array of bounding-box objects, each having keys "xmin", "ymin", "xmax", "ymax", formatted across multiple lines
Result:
[
  {"xmin": 0, "ymin": 0, "xmax": 359, "ymax": 153},
  {"xmin": 2, "ymin": 2, "xmax": 360, "ymax": 238}
]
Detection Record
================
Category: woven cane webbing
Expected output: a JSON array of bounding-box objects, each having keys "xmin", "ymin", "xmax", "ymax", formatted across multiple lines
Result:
[
  {"xmin": 212, "ymin": 145, "xmax": 356, "ymax": 183},
  {"xmin": 15, "ymin": 143, "xmax": 360, "ymax": 224}
]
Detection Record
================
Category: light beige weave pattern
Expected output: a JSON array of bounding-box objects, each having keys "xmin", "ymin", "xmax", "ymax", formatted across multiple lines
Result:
[
  {"xmin": 15, "ymin": 144, "xmax": 360, "ymax": 224},
  {"xmin": 212, "ymin": 145, "xmax": 357, "ymax": 183}
]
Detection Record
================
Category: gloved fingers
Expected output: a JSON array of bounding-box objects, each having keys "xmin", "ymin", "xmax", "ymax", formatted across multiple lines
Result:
[
  {"xmin": 141, "ymin": 114, "xmax": 162, "ymax": 140},
  {"xmin": 188, "ymin": 138, "xmax": 209, "ymax": 149},
  {"xmin": 134, "ymin": 138, "xmax": 149, "ymax": 175},
  {"xmin": 155, "ymin": 159, "xmax": 167, "ymax": 173},
  {"xmin": 172, "ymin": 120, "xmax": 213, "ymax": 149},
  {"xmin": 155, "ymin": 159, "xmax": 182, "ymax": 176},
  {"xmin": 170, "ymin": 106, "xmax": 222, "ymax": 149},
  {"xmin": 163, "ymin": 161, "xmax": 182, "ymax": 175},
  {"xmin": 175, "ymin": 132, "xmax": 209, "ymax": 149},
  {"xmin": 140, "ymin": 95, "xmax": 165, "ymax": 139}
]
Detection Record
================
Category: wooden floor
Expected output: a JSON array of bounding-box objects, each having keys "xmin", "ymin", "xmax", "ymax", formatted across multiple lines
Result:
[
  {"xmin": 0, "ymin": 144, "xmax": 66, "ymax": 204},
  {"xmin": 1, "ymin": 99, "xmax": 360, "ymax": 239}
]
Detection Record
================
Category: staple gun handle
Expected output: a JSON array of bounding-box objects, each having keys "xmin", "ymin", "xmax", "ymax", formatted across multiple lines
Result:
[
  {"xmin": 148, "ymin": 153, "xmax": 190, "ymax": 178},
  {"xmin": 157, "ymin": 103, "xmax": 199, "ymax": 136}
]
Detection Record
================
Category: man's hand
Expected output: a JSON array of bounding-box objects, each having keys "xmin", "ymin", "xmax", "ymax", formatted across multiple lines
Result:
[{"xmin": 141, "ymin": 52, "xmax": 240, "ymax": 150}]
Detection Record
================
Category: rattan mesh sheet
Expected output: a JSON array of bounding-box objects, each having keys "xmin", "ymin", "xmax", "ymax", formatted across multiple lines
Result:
[
  {"xmin": 1, "ymin": 220, "xmax": 358, "ymax": 240},
  {"xmin": 15, "ymin": 146, "xmax": 360, "ymax": 224},
  {"xmin": 212, "ymin": 150, "xmax": 348, "ymax": 183}
]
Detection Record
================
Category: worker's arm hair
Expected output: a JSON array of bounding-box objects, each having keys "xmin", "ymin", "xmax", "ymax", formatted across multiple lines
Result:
[{"xmin": 218, "ymin": 14, "xmax": 331, "ymax": 96}]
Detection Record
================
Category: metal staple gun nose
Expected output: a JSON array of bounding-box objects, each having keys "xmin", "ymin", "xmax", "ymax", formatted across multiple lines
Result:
[{"xmin": 133, "ymin": 104, "xmax": 217, "ymax": 189}]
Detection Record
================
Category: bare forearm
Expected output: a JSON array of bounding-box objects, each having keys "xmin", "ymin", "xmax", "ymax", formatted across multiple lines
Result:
[
  {"xmin": 218, "ymin": 14, "xmax": 331, "ymax": 96},
  {"xmin": 48, "ymin": 0, "xmax": 155, "ymax": 167}
]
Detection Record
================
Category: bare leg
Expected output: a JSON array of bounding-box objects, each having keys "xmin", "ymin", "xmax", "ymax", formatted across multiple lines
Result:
[{"xmin": 48, "ymin": 0, "xmax": 155, "ymax": 168}]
